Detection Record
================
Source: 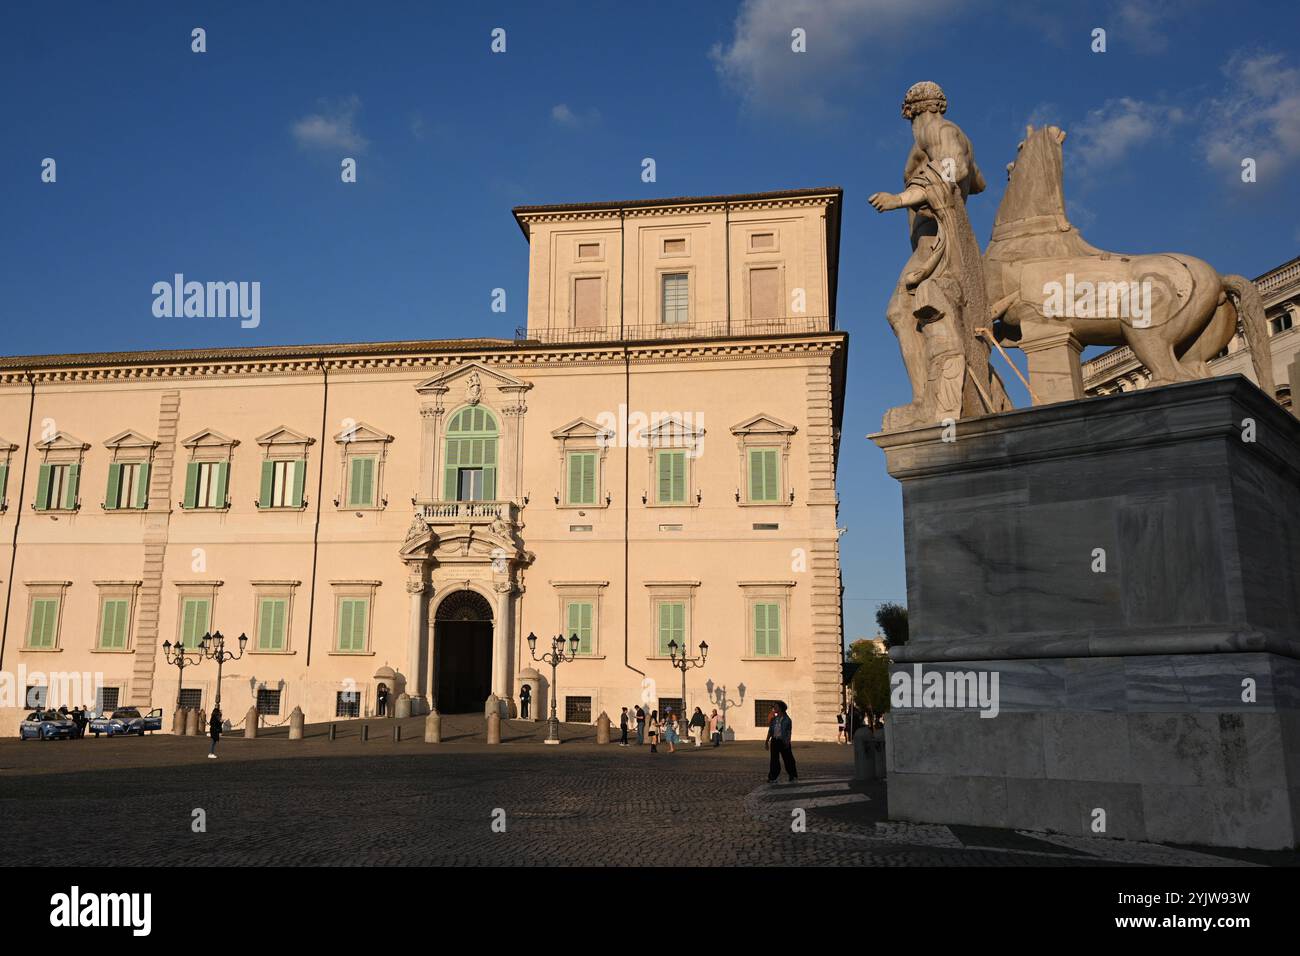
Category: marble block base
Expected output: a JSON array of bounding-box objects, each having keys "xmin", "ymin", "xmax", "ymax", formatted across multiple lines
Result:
[{"xmin": 871, "ymin": 376, "xmax": 1300, "ymax": 849}]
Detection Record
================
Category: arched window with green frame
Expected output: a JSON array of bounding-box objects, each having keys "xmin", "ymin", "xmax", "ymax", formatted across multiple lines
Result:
[{"xmin": 443, "ymin": 406, "xmax": 499, "ymax": 501}]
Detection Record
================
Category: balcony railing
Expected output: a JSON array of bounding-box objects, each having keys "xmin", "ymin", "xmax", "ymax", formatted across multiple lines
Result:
[
  {"xmin": 515, "ymin": 316, "xmax": 832, "ymax": 345},
  {"xmin": 417, "ymin": 500, "xmax": 519, "ymax": 522}
]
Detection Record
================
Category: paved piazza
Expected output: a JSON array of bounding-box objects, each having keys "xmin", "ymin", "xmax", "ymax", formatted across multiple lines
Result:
[{"xmin": 0, "ymin": 715, "xmax": 1294, "ymax": 867}]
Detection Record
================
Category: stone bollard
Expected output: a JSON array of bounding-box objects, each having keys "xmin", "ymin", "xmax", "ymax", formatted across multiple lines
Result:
[
  {"xmin": 172, "ymin": 707, "xmax": 187, "ymax": 735},
  {"xmin": 393, "ymin": 724, "xmax": 402, "ymax": 742},
  {"xmin": 424, "ymin": 709, "xmax": 442, "ymax": 743},
  {"xmin": 328, "ymin": 723, "xmax": 337, "ymax": 741},
  {"xmin": 484, "ymin": 692, "xmax": 500, "ymax": 719},
  {"xmin": 186, "ymin": 708, "xmax": 201, "ymax": 736},
  {"xmin": 244, "ymin": 706, "xmax": 259, "ymax": 739},
  {"xmin": 395, "ymin": 693, "xmax": 412, "ymax": 719},
  {"xmin": 288, "ymin": 706, "xmax": 304, "ymax": 740},
  {"xmin": 486, "ymin": 711, "xmax": 501, "ymax": 745},
  {"xmin": 360, "ymin": 724, "xmax": 369, "ymax": 743},
  {"xmin": 595, "ymin": 711, "xmax": 611, "ymax": 744}
]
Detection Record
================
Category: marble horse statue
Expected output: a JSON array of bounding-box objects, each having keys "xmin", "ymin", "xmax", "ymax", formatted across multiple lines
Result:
[{"xmin": 985, "ymin": 124, "xmax": 1275, "ymax": 403}]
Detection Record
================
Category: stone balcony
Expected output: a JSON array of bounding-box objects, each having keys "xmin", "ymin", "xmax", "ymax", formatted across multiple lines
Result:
[{"xmin": 416, "ymin": 500, "xmax": 521, "ymax": 524}]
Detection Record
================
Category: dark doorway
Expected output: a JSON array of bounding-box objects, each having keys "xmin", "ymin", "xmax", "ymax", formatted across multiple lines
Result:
[{"xmin": 434, "ymin": 590, "xmax": 494, "ymax": 713}]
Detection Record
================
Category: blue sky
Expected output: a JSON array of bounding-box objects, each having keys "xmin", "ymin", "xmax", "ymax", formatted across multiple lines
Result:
[{"xmin": 3, "ymin": 0, "xmax": 1299, "ymax": 640}]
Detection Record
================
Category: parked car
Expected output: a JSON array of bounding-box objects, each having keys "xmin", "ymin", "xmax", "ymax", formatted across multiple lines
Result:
[
  {"xmin": 19, "ymin": 710, "xmax": 76, "ymax": 740},
  {"xmin": 88, "ymin": 707, "xmax": 163, "ymax": 737}
]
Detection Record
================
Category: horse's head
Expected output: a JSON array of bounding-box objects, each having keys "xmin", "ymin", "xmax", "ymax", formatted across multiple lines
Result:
[{"xmin": 995, "ymin": 124, "xmax": 1069, "ymax": 229}]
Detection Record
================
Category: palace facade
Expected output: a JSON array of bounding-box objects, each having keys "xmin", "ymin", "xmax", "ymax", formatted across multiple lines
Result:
[{"xmin": 0, "ymin": 187, "xmax": 848, "ymax": 741}]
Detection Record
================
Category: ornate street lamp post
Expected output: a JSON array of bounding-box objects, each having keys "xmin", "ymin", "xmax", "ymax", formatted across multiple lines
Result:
[
  {"xmin": 199, "ymin": 630, "xmax": 248, "ymax": 714},
  {"xmin": 161, "ymin": 638, "xmax": 203, "ymax": 712},
  {"xmin": 528, "ymin": 631, "xmax": 579, "ymax": 745},
  {"xmin": 668, "ymin": 639, "xmax": 708, "ymax": 727}
]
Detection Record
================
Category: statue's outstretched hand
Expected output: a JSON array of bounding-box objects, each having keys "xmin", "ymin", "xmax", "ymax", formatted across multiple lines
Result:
[{"xmin": 868, "ymin": 192, "xmax": 899, "ymax": 212}]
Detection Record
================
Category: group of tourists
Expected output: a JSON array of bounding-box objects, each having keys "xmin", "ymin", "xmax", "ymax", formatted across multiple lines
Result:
[{"xmin": 617, "ymin": 705, "xmax": 726, "ymax": 752}]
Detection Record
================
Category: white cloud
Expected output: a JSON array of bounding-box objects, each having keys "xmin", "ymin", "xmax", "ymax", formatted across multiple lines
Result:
[
  {"xmin": 1111, "ymin": 0, "xmax": 1177, "ymax": 54},
  {"xmin": 1201, "ymin": 50, "xmax": 1300, "ymax": 189},
  {"xmin": 1068, "ymin": 97, "xmax": 1185, "ymax": 173},
  {"xmin": 550, "ymin": 103, "xmax": 600, "ymax": 128},
  {"xmin": 710, "ymin": 0, "xmax": 962, "ymax": 119},
  {"xmin": 291, "ymin": 95, "xmax": 368, "ymax": 152}
]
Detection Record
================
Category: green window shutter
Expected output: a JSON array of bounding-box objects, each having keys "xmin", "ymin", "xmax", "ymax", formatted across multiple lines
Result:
[
  {"xmin": 349, "ymin": 456, "xmax": 375, "ymax": 506},
  {"xmin": 215, "ymin": 461, "xmax": 229, "ymax": 507},
  {"xmin": 113, "ymin": 599, "xmax": 129, "ymax": 649},
  {"xmin": 569, "ymin": 452, "xmax": 596, "ymax": 505},
  {"xmin": 35, "ymin": 463, "xmax": 51, "ymax": 510},
  {"xmin": 64, "ymin": 463, "xmax": 80, "ymax": 510},
  {"xmin": 338, "ymin": 598, "xmax": 366, "ymax": 651},
  {"xmin": 351, "ymin": 599, "xmax": 367, "ymax": 650},
  {"xmin": 566, "ymin": 601, "xmax": 593, "ymax": 654},
  {"xmin": 658, "ymin": 450, "xmax": 685, "ymax": 504},
  {"xmin": 338, "ymin": 600, "xmax": 353, "ymax": 650},
  {"xmin": 443, "ymin": 438, "xmax": 460, "ymax": 501},
  {"xmin": 749, "ymin": 448, "xmax": 779, "ymax": 502},
  {"xmin": 259, "ymin": 460, "xmax": 275, "ymax": 508},
  {"xmin": 29, "ymin": 599, "xmax": 58, "ymax": 648},
  {"xmin": 181, "ymin": 598, "xmax": 209, "ymax": 649},
  {"xmin": 754, "ymin": 603, "xmax": 781, "ymax": 656},
  {"xmin": 764, "ymin": 450, "xmax": 779, "ymax": 501},
  {"xmin": 483, "ymin": 464, "xmax": 496, "ymax": 500},
  {"xmin": 291, "ymin": 459, "xmax": 306, "ymax": 507},
  {"xmin": 0, "ymin": 463, "xmax": 7, "ymax": 506},
  {"xmin": 100, "ymin": 600, "xmax": 129, "ymax": 649},
  {"xmin": 259, "ymin": 598, "xmax": 286, "ymax": 650},
  {"xmin": 658, "ymin": 602, "xmax": 684, "ymax": 655},
  {"xmin": 105, "ymin": 462, "xmax": 122, "ymax": 510},
  {"xmin": 135, "ymin": 462, "xmax": 150, "ymax": 509},
  {"xmin": 183, "ymin": 462, "xmax": 199, "ymax": 509},
  {"xmin": 656, "ymin": 452, "xmax": 672, "ymax": 503}
]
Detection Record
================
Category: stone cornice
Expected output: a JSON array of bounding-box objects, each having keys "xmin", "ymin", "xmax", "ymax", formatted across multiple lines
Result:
[{"xmin": 0, "ymin": 333, "xmax": 846, "ymax": 386}]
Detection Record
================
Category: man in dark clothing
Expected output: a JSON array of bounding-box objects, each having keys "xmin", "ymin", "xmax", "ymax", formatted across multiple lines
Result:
[
  {"xmin": 619, "ymin": 707, "xmax": 629, "ymax": 746},
  {"xmin": 634, "ymin": 706, "xmax": 645, "ymax": 745},
  {"xmin": 208, "ymin": 707, "xmax": 223, "ymax": 758},
  {"xmin": 519, "ymin": 684, "xmax": 531, "ymax": 719},
  {"xmin": 765, "ymin": 700, "xmax": 798, "ymax": 783},
  {"xmin": 376, "ymin": 683, "xmax": 389, "ymax": 718}
]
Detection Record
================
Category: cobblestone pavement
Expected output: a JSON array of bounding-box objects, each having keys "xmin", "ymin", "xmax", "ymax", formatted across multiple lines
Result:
[{"xmin": 1, "ymin": 715, "xmax": 1294, "ymax": 866}]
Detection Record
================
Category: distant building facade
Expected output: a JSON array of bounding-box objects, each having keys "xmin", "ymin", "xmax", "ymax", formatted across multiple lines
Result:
[
  {"xmin": 0, "ymin": 187, "xmax": 848, "ymax": 741},
  {"xmin": 1082, "ymin": 254, "xmax": 1300, "ymax": 406}
]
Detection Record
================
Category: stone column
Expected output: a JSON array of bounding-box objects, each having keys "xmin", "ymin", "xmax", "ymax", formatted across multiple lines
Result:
[
  {"xmin": 491, "ymin": 585, "xmax": 513, "ymax": 705},
  {"xmin": 404, "ymin": 567, "xmax": 427, "ymax": 703},
  {"xmin": 1019, "ymin": 326, "xmax": 1084, "ymax": 405},
  {"xmin": 417, "ymin": 404, "xmax": 442, "ymax": 501}
]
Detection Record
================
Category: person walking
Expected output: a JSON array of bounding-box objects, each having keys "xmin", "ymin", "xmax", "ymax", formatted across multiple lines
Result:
[
  {"xmin": 647, "ymin": 709, "xmax": 659, "ymax": 753},
  {"xmin": 208, "ymin": 707, "xmax": 223, "ymax": 759},
  {"xmin": 619, "ymin": 707, "xmax": 630, "ymax": 746},
  {"xmin": 708, "ymin": 708, "xmax": 722, "ymax": 747},
  {"xmin": 689, "ymin": 707, "xmax": 706, "ymax": 748},
  {"xmin": 635, "ymin": 705, "xmax": 646, "ymax": 746},
  {"xmin": 765, "ymin": 700, "xmax": 797, "ymax": 783},
  {"xmin": 662, "ymin": 709, "xmax": 678, "ymax": 753}
]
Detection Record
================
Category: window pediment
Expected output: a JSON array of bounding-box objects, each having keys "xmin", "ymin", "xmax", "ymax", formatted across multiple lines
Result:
[
  {"xmin": 730, "ymin": 414, "xmax": 797, "ymax": 439},
  {"xmin": 35, "ymin": 431, "xmax": 90, "ymax": 452},
  {"xmin": 255, "ymin": 425, "xmax": 316, "ymax": 449},
  {"xmin": 415, "ymin": 362, "xmax": 532, "ymax": 396},
  {"xmin": 643, "ymin": 415, "xmax": 705, "ymax": 449},
  {"xmin": 333, "ymin": 422, "xmax": 393, "ymax": 445},
  {"xmin": 181, "ymin": 428, "xmax": 238, "ymax": 449},
  {"xmin": 551, "ymin": 418, "xmax": 614, "ymax": 444},
  {"xmin": 103, "ymin": 429, "xmax": 159, "ymax": 452}
]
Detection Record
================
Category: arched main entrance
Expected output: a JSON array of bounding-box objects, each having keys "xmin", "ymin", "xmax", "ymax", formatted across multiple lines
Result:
[{"xmin": 434, "ymin": 589, "xmax": 494, "ymax": 713}]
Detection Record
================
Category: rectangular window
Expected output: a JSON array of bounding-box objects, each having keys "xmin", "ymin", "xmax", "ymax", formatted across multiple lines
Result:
[
  {"xmin": 27, "ymin": 598, "xmax": 60, "ymax": 648},
  {"xmin": 565, "ymin": 696, "xmax": 593, "ymax": 723},
  {"xmin": 260, "ymin": 459, "xmax": 305, "ymax": 508},
  {"xmin": 1270, "ymin": 313, "xmax": 1293, "ymax": 335},
  {"xmin": 753, "ymin": 698, "xmax": 782, "ymax": 728},
  {"xmin": 749, "ymin": 266, "xmax": 780, "ymax": 320},
  {"xmin": 753, "ymin": 602, "xmax": 782, "ymax": 657},
  {"xmin": 336, "ymin": 690, "xmax": 360, "ymax": 718},
  {"xmin": 658, "ymin": 697, "xmax": 684, "ymax": 720},
  {"xmin": 656, "ymin": 601, "xmax": 685, "ymax": 656},
  {"xmin": 185, "ymin": 461, "xmax": 228, "ymax": 509},
  {"xmin": 347, "ymin": 456, "xmax": 376, "ymax": 507},
  {"xmin": 257, "ymin": 597, "xmax": 287, "ymax": 651},
  {"xmin": 566, "ymin": 601, "xmax": 594, "ymax": 655},
  {"xmin": 655, "ymin": 449, "xmax": 687, "ymax": 504},
  {"xmin": 255, "ymin": 689, "xmax": 281, "ymax": 716},
  {"xmin": 178, "ymin": 688, "xmax": 202, "ymax": 711},
  {"xmin": 106, "ymin": 461, "xmax": 149, "ymax": 510},
  {"xmin": 566, "ymin": 451, "xmax": 597, "ymax": 505},
  {"xmin": 97, "ymin": 687, "xmax": 120, "ymax": 712},
  {"xmin": 457, "ymin": 468, "xmax": 485, "ymax": 501},
  {"xmin": 337, "ymin": 598, "xmax": 368, "ymax": 652},
  {"xmin": 574, "ymin": 276, "xmax": 602, "ymax": 328},
  {"xmin": 661, "ymin": 273, "xmax": 689, "ymax": 325},
  {"xmin": 179, "ymin": 597, "xmax": 210, "ymax": 649},
  {"xmin": 36, "ymin": 462, "xmax": 79, "ymax": 510},
  {"xmin": 98, "ymin": 599, "xmax": 130, "ymax": 650},
  {"xmin": 748, "ymin": 447, "xmax": 780, "ymax": 502}
]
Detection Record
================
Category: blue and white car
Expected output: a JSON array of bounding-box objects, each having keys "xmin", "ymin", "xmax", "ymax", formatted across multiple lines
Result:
[
  {"xmin": 19, "ymin": 710, "xmax": 76, "ymax": 740},
  {"xmin": 88, "ymin": 707, "xmax": 163, "ymax": 737}
]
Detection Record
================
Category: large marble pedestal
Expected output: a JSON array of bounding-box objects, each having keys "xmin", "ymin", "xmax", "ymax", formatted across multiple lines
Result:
[{"xmin": 871, "ymin": 376, "xmax": 1300, "ymax": 849}]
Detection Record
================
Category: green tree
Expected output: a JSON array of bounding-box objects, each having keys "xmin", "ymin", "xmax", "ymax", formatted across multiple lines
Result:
[
  {"xmin": 848, "ymin": 639, "xmax": 890, "ymax": 731},
  {"xmin": 875, "ymin": 602, "xmax": 909, "ymax": 647}
]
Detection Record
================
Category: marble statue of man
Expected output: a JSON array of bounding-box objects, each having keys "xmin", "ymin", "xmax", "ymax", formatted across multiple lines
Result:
[{"xmin": 869, "ymin": 81, "xmax": 1008, "ymax": 431}]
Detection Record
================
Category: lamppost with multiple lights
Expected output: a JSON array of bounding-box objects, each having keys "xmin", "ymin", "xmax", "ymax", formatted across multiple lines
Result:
[
  {"xmin": 527, "ymin": 631, "xmax": 579, "ymax": 745},
  {"xmin": 199, "ymin": 630, "xmax": 247, "ymax": 715},
  {"xmin": 668, "ymin": 639, "xmax": 708, "ymax": 726},
  {"xmin": 161, "ymin": 637, "xmax": 203, "ymax": 712}
]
